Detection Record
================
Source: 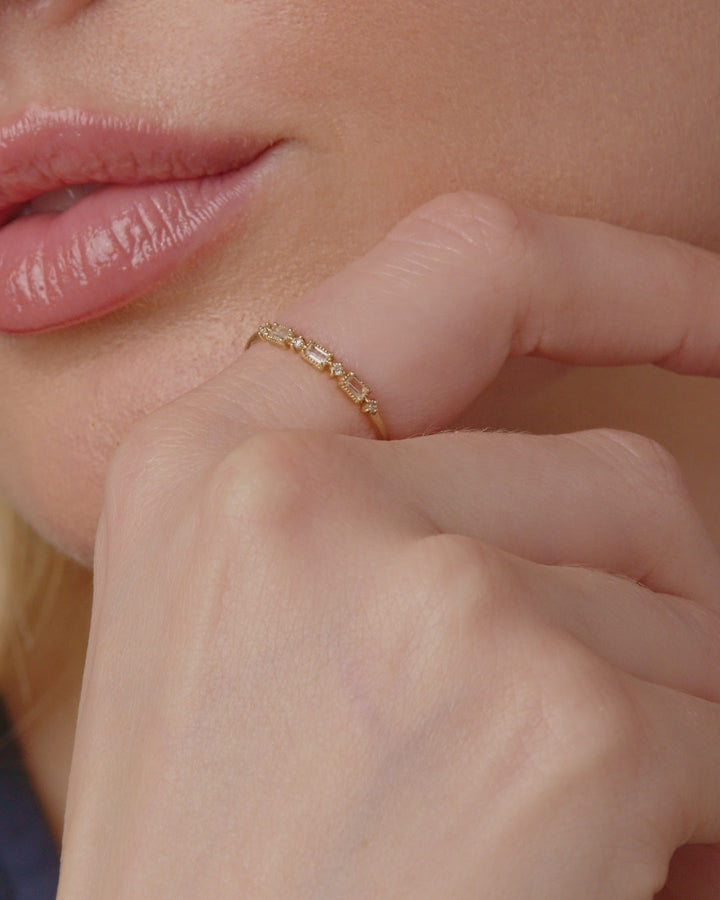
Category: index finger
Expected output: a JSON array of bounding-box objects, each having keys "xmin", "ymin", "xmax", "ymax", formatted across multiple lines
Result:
[{"xmin": 182, "ymin": 192, "xmax": 720, "ymax": 442}]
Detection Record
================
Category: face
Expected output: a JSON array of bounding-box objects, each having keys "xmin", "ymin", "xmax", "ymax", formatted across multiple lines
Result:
[{"xmin": 1, "ymin": 0, "xmax": 719, "ymax": 564}]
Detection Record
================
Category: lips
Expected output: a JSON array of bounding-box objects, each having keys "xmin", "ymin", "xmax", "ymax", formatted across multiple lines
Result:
[{"xmin": 0, "ymin": 107, "xmax": 279, "ymax": 334}]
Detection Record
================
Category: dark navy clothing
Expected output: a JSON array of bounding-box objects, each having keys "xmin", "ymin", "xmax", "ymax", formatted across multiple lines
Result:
[{"xmin": 0, "ymin": 702, "xmax": 60, "ymax": 899}]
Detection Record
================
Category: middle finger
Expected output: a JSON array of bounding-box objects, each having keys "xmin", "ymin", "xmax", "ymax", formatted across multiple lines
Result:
[{"xmin": 359, "ymin": 428, "xmax": 720, "ymax": 608}]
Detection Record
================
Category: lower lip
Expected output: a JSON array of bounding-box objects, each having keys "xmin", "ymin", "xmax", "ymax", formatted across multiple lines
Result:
[{"xmin": 0, "ymin": 152, "xmax": 275, "ymax": 334}]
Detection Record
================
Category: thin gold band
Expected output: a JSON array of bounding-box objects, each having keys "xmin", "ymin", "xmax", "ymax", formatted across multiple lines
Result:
[{"xmin": 245, "ymin": 323, "xmax": 389, "ymax": 440}]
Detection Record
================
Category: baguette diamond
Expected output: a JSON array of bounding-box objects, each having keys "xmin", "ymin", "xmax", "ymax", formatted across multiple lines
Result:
[
  {"xmin": 263, "ymin": 323, "xmax": 294, "ymax": 345},
  {"xmin": 246, "ymin": 323, "xmax": 388, "ymax": 439},
  {"xmin": 340, "ymin": 373, "xmax": 370, "ymax": 404},
  {"xmin": 302, "ymin": 342, "xmax": 333, "ymax": 370}
]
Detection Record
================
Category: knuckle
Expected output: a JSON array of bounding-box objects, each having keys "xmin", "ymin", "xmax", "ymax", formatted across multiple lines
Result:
[
  {"xmin": 532, "ymin": 646, "xmax": 650, "ymax": 785},
  {"xmin": 570, "ymin": 428, "xmax": 689, "ymax": 502},
  {"xmin": 397, "ymin": 191, "xmax": 530, "ymax": 265},
  {"xmin": 653, "ymin": 234, "xmax": 713, "ymax": 322},
  {"xmin": 402, "ymin": 533, "xmax": 506, "ymax": 618},
  {"xmin": 199, "ymin": 430, "xmax": 331, "ymax": 546},
  {"xmin": 379, "ymin": 534, "xmax": 509, "ymax": 675},
  {"xmin": 517, "ymin": 651, "xmax": 667, "ymax": 895},
  {"xmin": 395, "ymin": 193, "xmax": 545, "ymax": 360}
]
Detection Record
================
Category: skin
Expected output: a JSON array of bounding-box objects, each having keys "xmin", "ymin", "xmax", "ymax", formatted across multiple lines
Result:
[
  {"xmin": 56, "ymin": 202, "xmax": 720, "ymax": 897},
  {"xmin": 2, "ymin": 0, "xmax": 720, "ymax": 560},
  {"xmin": 1, "ymin": 0, "xmax": 720, "ymax": 891}
]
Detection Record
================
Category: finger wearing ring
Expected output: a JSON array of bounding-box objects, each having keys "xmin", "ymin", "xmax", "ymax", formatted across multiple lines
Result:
[{"xmin": 245, "ymin": 323, "xmax": 389, "ymax": 440}]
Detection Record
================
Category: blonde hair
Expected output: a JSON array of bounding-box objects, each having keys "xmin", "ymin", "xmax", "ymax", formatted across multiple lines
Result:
[{"xmin": 0, "ymin": 497, "xmax": 85, "ymax": 700}]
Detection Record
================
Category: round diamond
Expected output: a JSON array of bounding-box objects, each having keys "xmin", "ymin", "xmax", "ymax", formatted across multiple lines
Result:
[
  {"xmin": 291, "ymin": 336, "xmax": 306, "ymax": 351},
  {"xmin": 363, "ymin": 400, "xmax": 378, "ymax": 415},
  {"xmin": 331, "ymin": 362, "xmax": 345, "ymax": 377}
]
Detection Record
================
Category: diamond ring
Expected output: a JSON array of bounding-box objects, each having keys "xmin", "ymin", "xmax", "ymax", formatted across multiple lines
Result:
[{"xmin": 245, "ymin": 323, "xmax": 389, "ymax": 440}]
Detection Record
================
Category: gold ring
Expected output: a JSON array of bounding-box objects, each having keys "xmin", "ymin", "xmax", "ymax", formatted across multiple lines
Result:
[{"xmin": 245, "ymin": 323, "xmax": 389, "ymax": 440}]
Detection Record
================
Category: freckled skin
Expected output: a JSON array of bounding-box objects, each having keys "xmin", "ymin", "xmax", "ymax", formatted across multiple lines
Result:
[{"xmin": 0, "ymin": 0, "xmax": 719, "ymax": 562}]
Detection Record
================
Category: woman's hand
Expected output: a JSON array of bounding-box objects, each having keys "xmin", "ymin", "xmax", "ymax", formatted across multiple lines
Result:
[{"xmin": 57, "ymin": 194, "xmax": 720, "ymax": 898}]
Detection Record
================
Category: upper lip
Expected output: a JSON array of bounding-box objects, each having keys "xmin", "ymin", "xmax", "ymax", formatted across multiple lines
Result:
[{"xmin": 0, "ymin": 106, "xmax": 272, "ymax": 228}]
